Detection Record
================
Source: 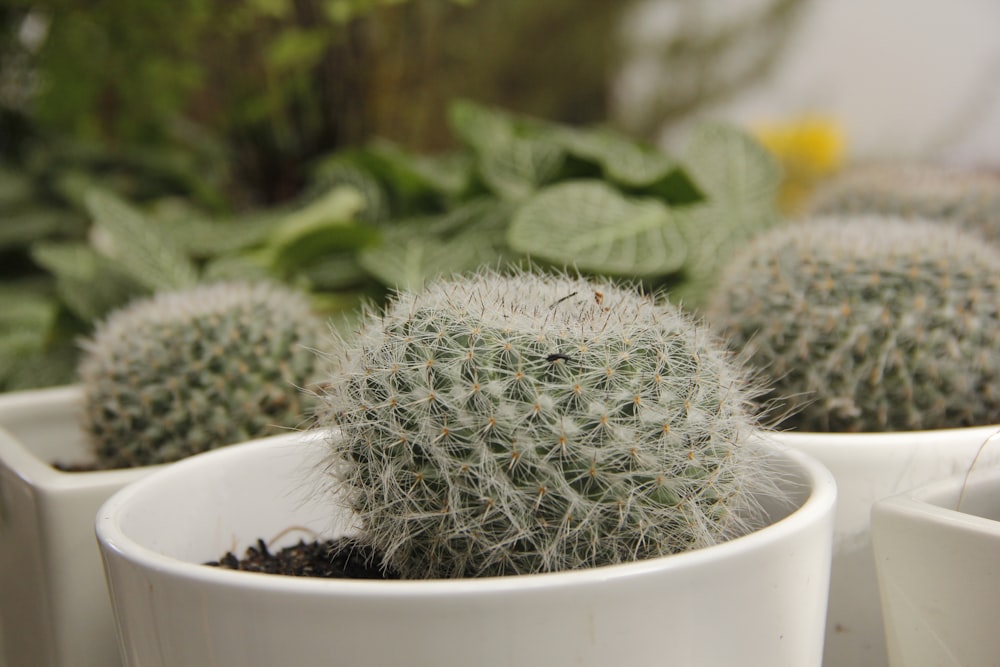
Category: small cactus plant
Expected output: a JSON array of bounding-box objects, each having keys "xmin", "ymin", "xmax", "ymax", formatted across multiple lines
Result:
[
  {"xmin": 316, "ymin": 269, "xmax": 784, "ymax": 579},
  {"xmin": 707, "ymin": 216, "xmax": 1000, "ymax": 433},
  {"xmin": 807, "ymin": 162, "xmax": 1000, "ymax": 241},
  {"xmin": 78, "ymin": 281, "xmax": 325, "ymax": 468}
]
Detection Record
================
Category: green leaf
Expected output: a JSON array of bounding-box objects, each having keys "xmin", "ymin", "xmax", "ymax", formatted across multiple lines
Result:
[
  {"xmin": 365, "ymin": 141, "xmax": 474, "ymax": 201},
  {"xmin": 150, "ymin": 198, "xmax": 282, "ymax": 258},
  {"xmin": 84, "ymin": 190, "xmax": 200, "ymax": 291},
  {"xmin": 359, "ymin": 199, "xmax": 515, "ymax": 291},
  {"xmin": 268, "ymin": 186, "xmax": 368, "ymax": 247},
  {"xmin": 552, "ymin": 126, "xmax": 678, "ymax": 187},
  {"xmin": 30, "ymin": 242, "xmax": 145, "ymax": 322},
  {"xmin": 200, "ymin": 251, "xmax": 276, "ymax": 283},
  {"xmin": 681, "ymin": 121, "xmax": 782, "ymax": 211},
  {"xmin": 507, "ymin": 180, "xmax": 688, "ymax": 276},
  {"xmin": 0, "ymin": 166, "xmax": 34, "ymax": 209},
  {"xmin": 300, "ymin": 253, "xmax": 370, "ymax": 290},
  {"xmin": 0, "ymin": 207, "xmax": 86, "ymax": 250},
  {"xmin": 449, "ymin": 100, "xmax": 564, "ymax": 199},
  {"xmin": 0, "ymin": 288, "xmax": 59, "ymax": 351},
  {"xmin": 0, "ymin": 340, "xmax": 78, "ymax": 392},
  {"xmin": 266, "ymin": 29, "xmax": 329, "ymax": 72},
  {"xmin": 308, "ymin": 158, "xmax": 392, "ymax": 223},
  {"xmin": 669, "ymin": 122, "xmax": 783, "ymax": 304},
  {"xmin": 267, "ymin": 186, "xmax": 378, "ymax": 272}
]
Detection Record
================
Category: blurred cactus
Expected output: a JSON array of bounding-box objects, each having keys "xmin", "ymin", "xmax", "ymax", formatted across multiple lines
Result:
[
  {"xmin": 317, "ymin": 268, "xmax": 783, "ymax": 579},
  {"xmin": 707, "ymin": 216, "xmax": 1000, "ymax": 432},
  {"xmin": 807, "ymin": 162, "xmax": 1000, "ymax": 241},
  {"xmin": 78, "ymin": 281, "xmax": 324, "ymax": 468}
]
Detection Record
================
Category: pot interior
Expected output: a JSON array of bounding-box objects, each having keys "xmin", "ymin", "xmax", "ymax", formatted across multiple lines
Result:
[
  {"xmin": 912, "ymin": 463, "xmax": 1000, "ymax": 523},
  {"xmin": 0, "ymin": 386, "xmax": 90, "ymax": 464},
  {"xmin": 104, "ymin": 431, "xmax": 827, "ymax": 572},
  {"xmin": 108, "ymin": 431, "xmax": 344, "ymax": 563}
]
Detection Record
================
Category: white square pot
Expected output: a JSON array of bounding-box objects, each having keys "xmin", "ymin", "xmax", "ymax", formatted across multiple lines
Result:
[
  {"xmin": 0, "ymin": 386, "xmax": 159, "ymax": 667},
  {"xmin": 774, "ymin": 427, "xmax": 1000, "ymax": 667},
  {"xmin": 96, "ymin": 432, "xmax": 837, "ymax": 667},
  {"xmin": 872, "ymin": 454, "xmax": 1000, "ymax": 667}
]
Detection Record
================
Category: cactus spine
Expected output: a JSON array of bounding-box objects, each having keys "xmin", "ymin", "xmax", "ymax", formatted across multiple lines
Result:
[
  {"xmin": 708, "ymin": 216, "xmax": 1000, "ymax": 432},
  {"xmin": 78, "ymin": 281, "xmax": 325, "ymax": 468},
  {"xmin": 317, "ymin": 269, "xmax": 782, "ymax": 579}
]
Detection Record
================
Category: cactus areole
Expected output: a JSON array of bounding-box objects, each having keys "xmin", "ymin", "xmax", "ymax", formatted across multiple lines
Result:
[{"xmin": 318, "ymin": 270, "xmax": 781, "ymax": 579}]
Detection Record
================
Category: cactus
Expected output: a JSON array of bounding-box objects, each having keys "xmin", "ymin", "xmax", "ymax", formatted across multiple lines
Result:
[
  {"xmin": 78, "ymin": 281, "xmax": 325, "ymax": 468},
  {"xmin": 316, "ymin": 269, "xmax": 783, "ymax": 579},
  {"xmin": 807, "ymin": 162, "xmax": 1000, "ymax": 241},
  {"xmin": 707, "ymin": 216, "xmax": 1000, "ymax": 433}
]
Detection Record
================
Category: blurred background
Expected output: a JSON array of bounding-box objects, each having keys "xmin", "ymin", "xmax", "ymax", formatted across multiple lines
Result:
[{"xmin": 2, "ymin": 0, "xmax": 999, "ymax": 391}]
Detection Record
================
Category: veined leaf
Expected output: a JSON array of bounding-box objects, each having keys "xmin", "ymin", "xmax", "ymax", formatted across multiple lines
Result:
[
  {"xmin": 0, "ymin": 289, "xmax": 59, "ymax": 357},
  {"xmin": 0, "ymin": 339, "xmax": 78, "ymax": 391},
  {"xmin": 477, "ymin": 138, "xmax": 565, "ymax": 200},
  {"xmin": 507, "ymin": 180, "xmax": 688, "ymax": 276},
  {"xmin": 553, "ymin": 126, "xmax": 678, "ymax": 187},
  {"xmin": 308, "ymin": 158, "xmax": 392, "ymax": 223},
  {"xmin": 359, "ymin": 199, "xmax": 515, "ymax": 291},
  {"xmin": 200, "ymin": 250, "xmax": 276, "ymax": 283},
  {"xmin": 0, "ymin": 207, "xmax": 86, "ymax": 250},
  {"xmin": 364, "ymin": 141, "xmax": 473, "ymax": 201},
  {"xmin": 449, "ymin": 100, "xmax": 565, "ymax": 200},
  {"xmin": 670, "ymin": 122, "xmax": 783, "ymax": 305},
  {"xmin": 31, "ymin": 242, "xmax": 146, "ymax": 322},
  {"xmin": 681, "ymin": 121, "xmax": 782, "ymax": 210},
  {"xmin": 267, "ymin": 186, "xmax": 378, "ymax": 273},
  {"xmin": 300, "ymin": 253, "xmax": 370, "ymax": 291},
  {"xmin": 268, "ymin": 186, "xmax": 367, "ymax": 248},
  {"xmin": 84, "ymin": 190, "xmax": 200, "ymax": 291},
  {"xmin": 150, "ymin": 198, "xmax": 283, "ymax": 258}
]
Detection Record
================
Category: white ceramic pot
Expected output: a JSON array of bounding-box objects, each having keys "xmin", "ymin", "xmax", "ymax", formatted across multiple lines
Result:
[
  {"xmin": 872, "ymin": 455, "xmax": 1000, "ymax": 667},
  {"xmin": 0, "ymin": 386, "xmax": 158, "ymax": 667},
  {"xmin": 774, "ymin": 427, "xmax": 1000, "ymax": 667},
  {"xmin": 96, "ymin": 431, "xmax": 836, "ymax": 667}
]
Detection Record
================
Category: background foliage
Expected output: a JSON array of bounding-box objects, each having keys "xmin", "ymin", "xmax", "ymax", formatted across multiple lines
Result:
[{"xmin": 0, "ymin": 0, "xmax": 786, "ymax": 392}]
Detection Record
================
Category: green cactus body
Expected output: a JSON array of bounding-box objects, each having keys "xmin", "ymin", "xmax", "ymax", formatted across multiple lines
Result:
[
  {"xmin": 808, "ymin": 162, "xmax": 1000, "ymax": 241},
  {"xmin": 78, "ymin": 281, "xmax": 324, "ymax": 468},
  {"xmin": 318, "ymin": 269, "xmax": 780, "ymax": 579},
  {"xmin": 708, "ymin": 217, "xmax": 1000, "ymax": 433}
]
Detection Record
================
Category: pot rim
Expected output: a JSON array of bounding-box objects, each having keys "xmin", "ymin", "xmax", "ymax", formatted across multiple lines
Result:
[
  {"xmin": 773, "ymin": 423, "xmax": 1000, "ymax": 450},
  {"xmin": 96, "ymin": 430, "xmax": 836, "ymax": 597},
  {"xmin": 874, "ymin": 448, "xmax": 1000, "ymax": 531},
  {"xmin": 0, "ymin": 384, "xmax": 160, "ymax": 490}
]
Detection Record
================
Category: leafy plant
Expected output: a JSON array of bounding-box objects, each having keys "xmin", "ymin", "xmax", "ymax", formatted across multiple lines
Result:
[
  {"xmin": 348, "ymin": 100, "xmax": 781, "ymax": 296},
  {"xmin": 1, "ymin": 100, "xmax": 781, "ymax": 394}
]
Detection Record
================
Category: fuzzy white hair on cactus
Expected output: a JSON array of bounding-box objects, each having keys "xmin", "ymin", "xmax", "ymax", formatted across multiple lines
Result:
[
  {"xmin": 316, "ymin": 268, "xmax": 788, "ymax": 579},
  {"xmin": 78, "ymin": 281, "xmax": 325, "ymax": 468}
]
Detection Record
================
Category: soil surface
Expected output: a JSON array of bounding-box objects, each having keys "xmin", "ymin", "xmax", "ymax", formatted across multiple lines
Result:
[
  {"xmin": 52, "ymin": 461, "xmax": 109, "ymax": 472},
  {"xmin": 207, "ymin": 538, "xmax": 399, "ymax": 580}
]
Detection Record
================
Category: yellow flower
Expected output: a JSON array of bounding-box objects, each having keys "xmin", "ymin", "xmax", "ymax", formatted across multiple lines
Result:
[{"xmin": 752, "ymin": 116, "xmax": 847, "ymax": 214}]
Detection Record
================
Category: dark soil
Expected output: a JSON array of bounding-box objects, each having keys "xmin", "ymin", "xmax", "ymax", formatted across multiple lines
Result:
[
  {"xmin": 52, "ymin": 461, "xmax": 110, "ymax": 472},
  {"xmin": 207, "ymin": 538, "xmax": 399, "ymax": 580}
]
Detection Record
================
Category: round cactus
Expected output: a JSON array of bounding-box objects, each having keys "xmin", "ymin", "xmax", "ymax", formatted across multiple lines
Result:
[
  {"xmin": 316, "ymin": 269, "xmax": 782, "ymax": 579},
  {"xmin": 807, "ymin": 162, "xmax": 1000, "ymax": 241},
  {"xmin": 707, "ymin": 216, "xmax": 1000, "ymax": 433},
  {"xmin": 78, "ymin": 281, "xmax": 325, "ymax": 468}
]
